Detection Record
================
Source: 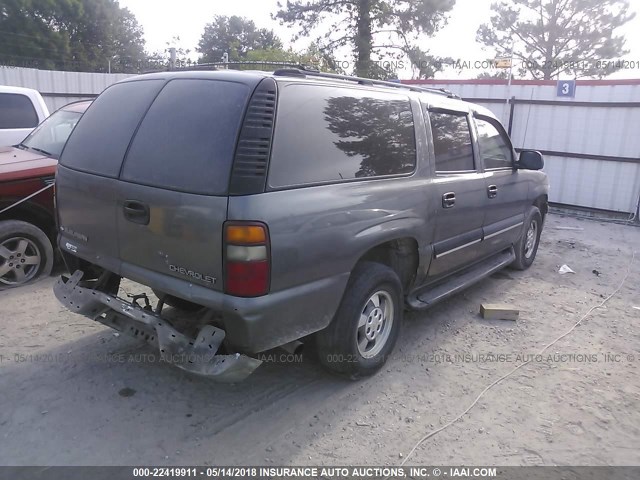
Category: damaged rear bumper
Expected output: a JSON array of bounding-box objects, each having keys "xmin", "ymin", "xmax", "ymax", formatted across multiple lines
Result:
[{"xmin": 53, "ymin": 270, "xmax": 262, "ymax": 382}]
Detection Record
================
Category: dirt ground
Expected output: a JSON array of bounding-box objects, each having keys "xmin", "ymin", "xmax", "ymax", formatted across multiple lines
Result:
[{"xmin": 0, "ymin": 214, "xmax": 638, "ymax": 466}]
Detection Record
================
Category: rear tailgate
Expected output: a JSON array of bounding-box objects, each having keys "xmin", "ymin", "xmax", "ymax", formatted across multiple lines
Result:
[
  {"xmin": 57, "ymin": 79, "xmax": 165, "ymax": 271},
  {"xmin": 116, "ymin": 78, "xmax": 250, "ymax": 291},
  {"xmin": 58, "ymin": 76, "xmax": 253, "ymax": 292}
]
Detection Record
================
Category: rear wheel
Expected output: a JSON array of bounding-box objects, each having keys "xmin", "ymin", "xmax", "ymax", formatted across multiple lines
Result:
[
  {"xmin": 314, "ymin": 262, "xmax": 402, "ymax": 379},
  {"xmin": 0, "ymin": 220, "xmax": 53, "ymax": 287},
  {"xmin": 511, "ymin": 206, "xmax": 543, "ymax": 270}
]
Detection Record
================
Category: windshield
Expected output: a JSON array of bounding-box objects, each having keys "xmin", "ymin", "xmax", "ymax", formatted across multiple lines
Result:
[{"xmin": 20, "ymin": 109, "xmax": 83, "ymax": 158}]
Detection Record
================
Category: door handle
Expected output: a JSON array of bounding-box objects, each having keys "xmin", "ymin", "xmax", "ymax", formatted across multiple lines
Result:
[
  {"xmin": 123, "ymin": 200, "xmax": 150, "ymax": 225},
  {"xmin": 442, "ymin": 192, "xmax": 456, "ymax": 208},
  {"xmin": 487, "ymin": 185, "xmax": 498, "ymax": 199}
]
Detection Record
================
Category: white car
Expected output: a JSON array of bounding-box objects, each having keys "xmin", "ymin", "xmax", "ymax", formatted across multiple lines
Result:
[{"xmin": 0, "ymin": 86, "xmax": 49, "ymax": 147}]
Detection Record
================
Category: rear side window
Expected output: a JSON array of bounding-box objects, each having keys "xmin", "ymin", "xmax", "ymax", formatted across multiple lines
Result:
[
  {"xmin": 268, "ymin": 84, "xmax": 416, "ymax": 188},
  {"xmin": 61, "ymin": 80, "xmax": 165, "ymax": 177},
  {"xmin": 429, "ymin": 111, "xmax": 475, "ymax": 172},
  {"xmin": 0, "ymin": 93, "xmax": 38, "ymax": 129},
  {"xmin": 121, "ymin": 79, "xmax": 249, "ymax": 195}
]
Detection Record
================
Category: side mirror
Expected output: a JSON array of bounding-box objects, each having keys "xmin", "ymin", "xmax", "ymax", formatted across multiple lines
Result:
[{"xmin": 517, "ymin": 150, "xmax": 544, "ymax": 170}]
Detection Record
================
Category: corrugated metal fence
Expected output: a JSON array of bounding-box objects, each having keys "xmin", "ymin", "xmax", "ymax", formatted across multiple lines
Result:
[
  {"xmin": 406, "ymin": 79, "xmax": 640, "ymax": 215},
  {"xmin": 1, "ymin": 68, "xmax": 639, "ymax": 214},
  {"xmin": 0, "ymin": 66, "xmax": 131, "ymax": 111}
]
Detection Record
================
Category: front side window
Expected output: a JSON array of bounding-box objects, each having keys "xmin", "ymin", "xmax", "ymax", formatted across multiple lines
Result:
[
  {"xmin": 0, "ymin": 93, "xmax": 39, "ymax": 129},
  {"xmin": 429, "ymin": 111, "xmax": 475, "ymax": 172},
  {"xmin": 475, "ymin": 117, "xmax": 514, "ymax": 169},
  {"xmin": 268, "ymin": 84, "xmax": 416, "ymax": 188}
]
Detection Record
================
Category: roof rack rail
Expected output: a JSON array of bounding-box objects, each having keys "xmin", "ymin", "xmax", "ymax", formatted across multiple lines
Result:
[
  {"xmin": 142, "ymin": 61, "xmax": 319, "ymax": 75},
  {"xmin": 273, "ymin": 67, "xmax": 460, "ymax": 99},
  {"xmin": 173, "ymin": 61, "xmax": 318, "ymax": 71}
]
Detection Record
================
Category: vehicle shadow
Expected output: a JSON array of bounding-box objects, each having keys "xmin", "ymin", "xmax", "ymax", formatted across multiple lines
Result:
[
  {"xmin": 0, "ymin": 267, "xmax": 527, "ymax": 466},
  {"xmin": 0, "ymin": 319, "xmax": 355, "ymax": 465}
]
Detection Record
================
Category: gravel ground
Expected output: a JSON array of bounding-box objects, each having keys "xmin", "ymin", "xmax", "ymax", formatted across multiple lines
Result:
[{"xmin": 0, "ymin": 214, "xmax": 638, "ymax": 466}]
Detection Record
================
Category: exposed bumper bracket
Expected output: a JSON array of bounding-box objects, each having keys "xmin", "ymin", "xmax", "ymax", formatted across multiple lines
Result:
[{"xmin": 54, "ymin": 270, "xmax": 262, "ymax": 382}]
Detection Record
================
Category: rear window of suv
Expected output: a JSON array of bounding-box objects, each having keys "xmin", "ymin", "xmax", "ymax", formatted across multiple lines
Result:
[
  {"xmin": 268, "ymin": 84, "xmax": 416, "ymax": 188},
  {"xmin": 60, "ymin": 79, "xmax": 165, "ymax": 177},
  {"xmin": 121, "ymin": 79, "xmax": 249, "ymax": 195}
]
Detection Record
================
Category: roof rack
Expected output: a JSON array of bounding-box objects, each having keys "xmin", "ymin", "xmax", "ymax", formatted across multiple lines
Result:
[
  {"xmin": 273, "ymin": 67, "xmax": 460, "ymax": 99},
  {"xmin": 141, "ymin": 61, "xmax": 316, "ymax": 74},
  {"xmin": 170, "ymin": 61, "xmax": 318, "ymax": 71}
]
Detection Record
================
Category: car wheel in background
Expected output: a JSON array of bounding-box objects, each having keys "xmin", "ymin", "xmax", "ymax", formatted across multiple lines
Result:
[{"xmin": 0, "ymin": 220, "xmax": 54, "ymax": 288}]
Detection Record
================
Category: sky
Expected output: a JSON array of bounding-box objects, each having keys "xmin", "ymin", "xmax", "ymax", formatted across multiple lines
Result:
[{"xmin": 118, "ymin": 0, "xmax": 640, "ymax": 79}]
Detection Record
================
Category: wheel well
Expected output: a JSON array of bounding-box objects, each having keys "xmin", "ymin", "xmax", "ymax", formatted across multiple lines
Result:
[
  {"xmin": 356, "ymin": 238, "xmax": 419, "ymax": 291},
  {"xmin": 533, "ymin": 195, "xmax": 549, "ymax": 220},
  {"xmin": 0, "ymin": 202, "xmax": 56, "ymax": 241}
]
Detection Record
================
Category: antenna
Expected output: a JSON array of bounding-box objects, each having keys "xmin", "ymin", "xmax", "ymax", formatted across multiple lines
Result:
[{"xmin": 521, "ymin": 89, "xmax": 535, "ymax": 148}]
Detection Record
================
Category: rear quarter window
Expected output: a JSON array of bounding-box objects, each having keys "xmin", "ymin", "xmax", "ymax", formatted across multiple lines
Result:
[
  {"xmin": 0, "ymin": 93, "xmax": 39, "ymax": 129},
  {"xmin": 268, "ymin": 84, "xmax": 416, "ymax": 188},
  {"xmin": 60, "ymin": 80, "xmax": 165, "ymax": 177},
  {"xmin": 121, "ymin": 79, "xmax": 249, "ymax": 195}
]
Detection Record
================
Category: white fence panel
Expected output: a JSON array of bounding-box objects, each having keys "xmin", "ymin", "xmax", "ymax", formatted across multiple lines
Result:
[{"xmin": 0, "ymin": 66, "xmax": 132, "ymax": 110}]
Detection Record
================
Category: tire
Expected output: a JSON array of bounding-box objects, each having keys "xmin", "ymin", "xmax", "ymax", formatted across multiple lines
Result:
[
  {"xmin": 511, "ymin": 206, "xmax": 543, "ymax": 270},
  {"xmin": 314, "ymin": 262, "xmax": 403, "ymax": 379},
  {"xmin": 0, "ymin": 220, "xmax": 54, "ymax": 287},
  {"xmin": 152, "ymin": 289, "xmax": 202, "ymax": 312}
]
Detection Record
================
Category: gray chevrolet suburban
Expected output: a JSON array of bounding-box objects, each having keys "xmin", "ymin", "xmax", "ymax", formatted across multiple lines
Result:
[{"xmin": 54, "ymin": 68, "xmax": 548, "ymax": 381}]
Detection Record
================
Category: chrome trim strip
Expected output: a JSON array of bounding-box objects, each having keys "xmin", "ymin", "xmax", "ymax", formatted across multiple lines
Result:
[
  {"xmin": 435, "ymin": 238, "xmax": 482, "ymax": 258},
  {"xmin": 484, "ymin": 222, "xmax": 523, "ymax": 240}
]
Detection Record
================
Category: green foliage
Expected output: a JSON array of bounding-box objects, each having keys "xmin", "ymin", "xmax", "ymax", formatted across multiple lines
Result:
[
  {"xmin": 146, "ymin": 36, "xmax": 193, "ymax": 71},
  {"xmin": 476, "ymin": 70, "xmax": 510, "ymax": 80},
  {"xmin": 0, "ymin": 0, "xmax": 146, "ymax": 72},
  {"xmin": 273, "ymin": 0, "xmax": 456, "ymax": 79},
  {"xmin": 197, "ymin": 15, "xmax": 283, "ymax": 63},
  {"xmin": 244, "ymin": 43, "xmax": 340, "ymax": 71},
  {"xmin": 477, "ymin": 0, "xmax": 635, "ymax": 79}
]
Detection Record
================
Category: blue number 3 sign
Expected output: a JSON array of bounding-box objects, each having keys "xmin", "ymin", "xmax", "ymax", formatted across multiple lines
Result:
[{"xmin": 556, "ymin": 80, "xmax": 576, "ymax": 98}]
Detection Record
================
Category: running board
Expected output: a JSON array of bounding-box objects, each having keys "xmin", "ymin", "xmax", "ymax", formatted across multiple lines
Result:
[{"xmin": 407, "ymin": 248, "xmax": 516, "ymax": 310}]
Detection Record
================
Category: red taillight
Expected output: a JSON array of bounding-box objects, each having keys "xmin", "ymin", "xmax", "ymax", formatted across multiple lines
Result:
[{"xmin": 224, "ymin": 222, "xmax": 270, "ymax": 297}]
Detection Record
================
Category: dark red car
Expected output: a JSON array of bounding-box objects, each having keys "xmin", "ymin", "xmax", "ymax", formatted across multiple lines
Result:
[{"xmin": 0, "ymin": 100, "xmax": 91, "ymax": 287}]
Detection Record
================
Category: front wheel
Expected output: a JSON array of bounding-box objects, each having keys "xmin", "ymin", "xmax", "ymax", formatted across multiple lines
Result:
[
  {"xmin": 314, "ymin": 262, "xmax": 402, "ymax": 379},
  {"xmin": 0, "ymin": 220, "xmax": 53, "ymax": 287},
  {"xmin": 511, "ymin": 206, "xmax": 543, "ymax": 270}
]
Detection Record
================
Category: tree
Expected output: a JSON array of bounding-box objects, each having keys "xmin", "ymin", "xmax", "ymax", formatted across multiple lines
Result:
[
  {"xmin": 274, "ymin": 0, "xmax": 456, "ymax": 79},
  {"xmin": 197, "ymin": 15, "xmax": 283, "ymax": 63},
  {"xmin": 0, "ymin": 0, "xmax": 74, "ymax": 70},
  {"xmin": 477, "ymin": 0, "xmax": 635, "ymax": 80},
  {"xmin": 242, "ymin": 44, "xmax": 338, "ymax": 71},
  {"xmin": 0, "ymin": 0, "xmax": 147, "ymax": 72},
  {"xmin": 146, "ymin": 36, "xmax": 193, "ymax": 71},
  {"xmin": 67, "ymin": 0, "xmax": 147, "ymax": 73},
  {"xmin": 476, "ymin": 70, "xmax": 509, "ymax": 80}
]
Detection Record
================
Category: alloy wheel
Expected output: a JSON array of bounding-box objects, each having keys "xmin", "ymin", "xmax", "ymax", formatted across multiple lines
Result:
[{"xmin": 0, "ymin": 237, "xmax": 42, "ymax": 286}]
